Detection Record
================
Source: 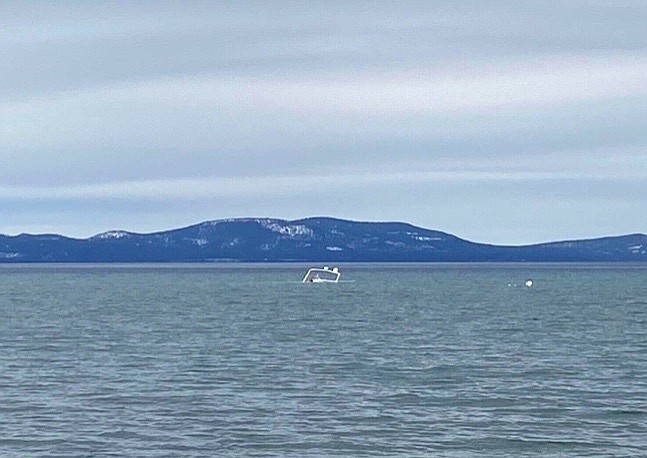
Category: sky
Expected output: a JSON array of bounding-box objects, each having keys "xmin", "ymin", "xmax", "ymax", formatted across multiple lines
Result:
[{"xmin": 1, "ymin": 1, "xmax": 646, "ymax": 244}]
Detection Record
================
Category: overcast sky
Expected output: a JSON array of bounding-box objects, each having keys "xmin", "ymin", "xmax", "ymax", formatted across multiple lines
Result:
[{"xmin": 1, "ymin": 1, "xmax": 646, "ymax": 244}]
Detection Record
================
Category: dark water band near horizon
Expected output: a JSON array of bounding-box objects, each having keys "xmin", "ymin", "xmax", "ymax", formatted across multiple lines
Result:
[{"xmin": 1, "ymin": 263, "xmax": 646, "ymax": 457}]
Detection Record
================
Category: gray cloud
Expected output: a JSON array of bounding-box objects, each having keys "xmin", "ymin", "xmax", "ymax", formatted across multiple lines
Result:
[{"xmin": 1, "ymin": 1, "xmax": 646, "ymax": 243}]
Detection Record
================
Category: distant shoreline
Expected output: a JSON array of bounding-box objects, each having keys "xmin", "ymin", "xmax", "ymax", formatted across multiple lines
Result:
[
  {"xmin": 2, "ymin": 262, "xmax": 647, "ymax": 269},
  {"xmin": 1, "ymin": 217, "xmax": 645, "ymax": 263}
]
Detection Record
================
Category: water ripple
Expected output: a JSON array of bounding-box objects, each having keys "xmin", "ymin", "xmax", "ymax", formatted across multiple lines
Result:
[{"xmin": 1, "ymin": 264, "xmax": 646, "ymax": 456}]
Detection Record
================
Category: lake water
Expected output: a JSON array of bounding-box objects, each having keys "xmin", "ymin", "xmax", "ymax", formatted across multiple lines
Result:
[{"xmin": 1, "ymin": 263, "xmax": 646, "ymax": 457}]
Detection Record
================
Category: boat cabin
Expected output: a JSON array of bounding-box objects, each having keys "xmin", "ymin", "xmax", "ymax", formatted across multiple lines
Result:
[{"xmin": 302, "ymin": 266, "xmax": 341, "ymax": 283}]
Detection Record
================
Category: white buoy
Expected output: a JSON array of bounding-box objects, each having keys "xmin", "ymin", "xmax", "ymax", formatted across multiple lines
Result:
[{"xmin": 525, "ymin": 279, "xmax": 533, "ymax": 288}]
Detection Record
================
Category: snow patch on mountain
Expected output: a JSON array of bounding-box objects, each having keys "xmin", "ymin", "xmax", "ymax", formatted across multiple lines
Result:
[
  {"xmin": 259, "ymin": 220, "xmax": 314, "ymax": 237},
  {"xmin": 93, "ymin": 231, "xmax": 131, "ymax": 239},
  {"xmin": 186, "ymin": 238, "xmax": 208, "ymax": 247},
  {"xmin": 546, "ymin": 241, "xmax": 575, "ymax": 248},
  {"xmin": 202, "ymin": 218, "xmax": 265, "ymax": 227},
  {"xmin": 0, "ymin": 252, "xmax": 20, "ymax": 259},
  {"xmin": 413, "ymin": 236, "xmax": 442, "ymax": 242},
  {"xmin": 259, "ymin": 243, "xmax": 276, "ymax": 251}
]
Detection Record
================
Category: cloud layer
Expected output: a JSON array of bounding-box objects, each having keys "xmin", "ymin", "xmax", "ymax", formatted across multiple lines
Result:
[{"xmin": 1, "ymin": 1, "xmax": 646, "ymax": 243}]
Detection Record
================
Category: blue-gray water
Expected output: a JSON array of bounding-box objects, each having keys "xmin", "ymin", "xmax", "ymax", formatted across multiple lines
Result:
[{"xmin": 1, "ymin": 264, "xmax": 646, "ymax": 457}]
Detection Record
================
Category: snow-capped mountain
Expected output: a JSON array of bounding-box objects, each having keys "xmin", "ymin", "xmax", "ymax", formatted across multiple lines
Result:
[{"xmin": 0, "ymin": 217, "xmax": 645, "ymax": 262}]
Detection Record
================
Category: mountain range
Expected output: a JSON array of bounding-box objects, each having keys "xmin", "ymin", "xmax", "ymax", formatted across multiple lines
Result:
[{"xmin": 1, "ymin": 217, "xmax": 646, "ymax": 262}]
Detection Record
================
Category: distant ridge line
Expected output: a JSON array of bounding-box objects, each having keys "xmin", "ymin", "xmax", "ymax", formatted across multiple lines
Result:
[{"xmin": 0, "ymin": 217, "xmax": 645, "ymax": 262}]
